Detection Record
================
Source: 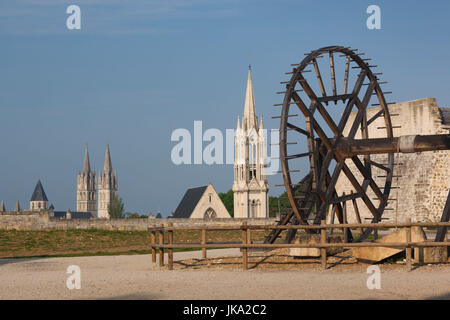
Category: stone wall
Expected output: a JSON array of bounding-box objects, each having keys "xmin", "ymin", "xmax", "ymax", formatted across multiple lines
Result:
[
  {"xmin": 335, "ymin": 98, "xmax": 450, "ymax": 223},
  {"xmin": 0, "ymin": 211, "xmax": 276, "ymax": 231}
]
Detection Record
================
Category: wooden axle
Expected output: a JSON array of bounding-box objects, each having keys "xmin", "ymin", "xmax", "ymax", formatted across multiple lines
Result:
[{"xmin": 336, "ymin": 134, "xmax": 450, "ymax": 158}]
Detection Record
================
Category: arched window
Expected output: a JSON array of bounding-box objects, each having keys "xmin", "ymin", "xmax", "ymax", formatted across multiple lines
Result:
[
  {"xmin": 250, "ymin": 200, "xmax": 256, "ymax": 218},
  {"xmin": 204, "ymin": 208, "xmax": 217, "ymax": 219}
]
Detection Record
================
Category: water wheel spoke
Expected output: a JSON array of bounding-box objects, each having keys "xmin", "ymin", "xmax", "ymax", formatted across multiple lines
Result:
[
  {"xmin": 312, "ymin": 58, "xmax": 327, "ymax": 98},
  {"xmin": 343, "ymin": 56, "xmax": 350, "ymax": 94},
  {"xmin": 329, "ymin": 51, "xmax": 337, "ymax": 97},
  {"xmin": 291, "ymin": 91, "xmax": 333, "ymax": 150},
  {"xmin": 286, "ymin": 122, "xmax": 309, "ymax": 136},
  {"xmin": 342, "ymin": 162, "xmax": 380, "ymax": 219},
  {"xmin": 351, "ymin": 156, "xmax": 385, "ymax": 201}
]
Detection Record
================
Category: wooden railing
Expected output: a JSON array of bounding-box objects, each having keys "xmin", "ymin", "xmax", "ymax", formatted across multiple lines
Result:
[{"xmin": 148, "ymin": 220, "xmax": 450, "ymax": 271}]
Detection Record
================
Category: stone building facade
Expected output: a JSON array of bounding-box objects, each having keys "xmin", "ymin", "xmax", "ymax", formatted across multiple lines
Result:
[
  {"xmin": 335, "ymin": 98, "xmax": 450, "ymax": 223},
  {"xmin": 232, "ymin": 66, "xmax": 269, "ymax": 218}
]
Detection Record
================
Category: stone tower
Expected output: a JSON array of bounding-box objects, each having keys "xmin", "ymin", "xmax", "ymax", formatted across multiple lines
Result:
[
  {"xmin": 232, "ymin": 66, "xmax": 269, "ymax": 218},
  {"xmin": 30, "ymin": 180, "xmax": 49, "ymax": 211},
  {"xmin": 76, "ymin": 145, "xmax": 97, "ymax": 216},
  {"xmin": 97, "ymin": 144, "xmax": 118, "ymax": 219}
]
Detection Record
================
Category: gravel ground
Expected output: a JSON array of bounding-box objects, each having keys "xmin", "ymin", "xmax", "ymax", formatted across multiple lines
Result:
[{"xmin": 1, "ymin": 249, "xmax": 449, "ymax": 300}]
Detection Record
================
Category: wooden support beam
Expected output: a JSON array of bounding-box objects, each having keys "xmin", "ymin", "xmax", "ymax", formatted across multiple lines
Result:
[
  {"xmin": 168, "ymin": 223, "xmax": 174, "ymax": 270},
  {"xmin": 435, "ymin": 190, "xmax": 450, "ymax": 242},
  {"xmin": 202, "ymin": 228, "xmax": 207, "ymax": 259},
  {"xmin": 321, "ymin": 220, "xmax": 327, "ymax": 269},
  {"xmin": 343, "ymin": 195, "xmax": 348, "ymax": 243},
  {"xmin": 159, "ymin": 224, "xmax": 164, "ymax": 267},
  {"xmin": 406, "ymin": 218, "xmax": 412, "ymax": 271},
  {"xmin": 242, "ymin": 222, "xmax": 248, "ymax": 270},
  {"xmin": 151, "ymin": 224, "xmax": 156, "ymax": 264}
]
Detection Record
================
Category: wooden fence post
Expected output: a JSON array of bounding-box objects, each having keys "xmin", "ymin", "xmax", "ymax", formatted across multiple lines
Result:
[
  {"xmin": 242, "ymin": 221, "xmax": 248, "ymax": 270},
  {"xmin": 321, "ymin": 220, "xmax": 327, "ymax": 270},
  {"xmin": 405, "ymin": 218, "xmax": 412, "ymax": 271},
  {"xmin": 343, "ymin": 195, "xmax": 348, "ymax": 243},
  {"xmin": 202, "ymin": 228, "xmax": 207, "ymax": 259},
  {"xmin": 159, "ymin": 224, "xmax": 164, "ymax": 267},
  {"xmin": 168, "ymin": 223, "xmax": 174, "ymax": 270},
  {"xmin": 151, "ymin": 224, "xmax": 156, "ymax": 264}
]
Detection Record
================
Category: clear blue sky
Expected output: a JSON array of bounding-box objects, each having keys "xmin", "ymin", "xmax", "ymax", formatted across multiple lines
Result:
[{"xmin": 1, "ymin": 0, "xmax": 449, "ymax": 216}]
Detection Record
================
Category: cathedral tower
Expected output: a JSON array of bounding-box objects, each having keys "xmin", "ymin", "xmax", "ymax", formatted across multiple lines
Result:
[
  {"xmin": 76, "ymin": 145, "xmax": 97, "ymax": 216},
  {"xmin": 97, "ymin": 144, "xmax": 118, "ymax": 219},
  {"xmin": 232, "ymin": 66, "xmax": 269, "ymax": 218}
]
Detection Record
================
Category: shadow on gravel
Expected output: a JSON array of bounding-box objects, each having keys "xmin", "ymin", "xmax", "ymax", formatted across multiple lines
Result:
[
  {"xmin": 425, "ymin": 291, "xmax": 450, "ymax": 300},
  {"xmin": 0, "ymin": 257, "xmax": 47, "ymax": 267},
  {"xmin": 101, "ymin": 293, "xmax": 159, "ymax": 300}
]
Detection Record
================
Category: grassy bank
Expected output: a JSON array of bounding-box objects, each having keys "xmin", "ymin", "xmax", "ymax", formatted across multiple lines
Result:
[{"xmin": 0, "ymin": 229, "xmax": 269, "ymax": 259}]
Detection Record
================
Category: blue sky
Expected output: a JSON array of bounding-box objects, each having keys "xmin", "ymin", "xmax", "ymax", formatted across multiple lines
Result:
[{"xmin": 1, "ymin": 0, "xmax": 449, "ymax": 215}]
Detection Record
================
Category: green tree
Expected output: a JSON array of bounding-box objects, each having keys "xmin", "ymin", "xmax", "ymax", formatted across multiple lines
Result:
[
  {"xmin": 268, "ymin": 183, "xmax": 306, "ymax": 217},
  {"xmin": 108, "ymin": 194, "xmax": 125, "ymax": 219},
  {"xmin": 218, "ymin": 189, "xmax": 234, "ymax": 217},
  {"xmin": 269, "ymin": 192, "xmax": 291, "ymax": 217},
  {"xmin": 125, "ymin": 212, "xmax": 148, "ymax": 219},
  {"xmin": 125, "ymin": 212, "xmax": 139, "ymax": 219}
]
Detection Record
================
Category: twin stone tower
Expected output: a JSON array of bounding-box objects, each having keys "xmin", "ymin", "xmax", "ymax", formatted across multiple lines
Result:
[{"xmin": 76, "ymin": 145, "xmax": 118, "ymax": 218}]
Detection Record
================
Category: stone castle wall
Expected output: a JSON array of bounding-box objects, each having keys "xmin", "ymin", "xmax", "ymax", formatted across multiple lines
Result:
[
  {"xmin": 0, "ymin": 211, "xmax": 276, "ymax": 231},
  {"xmin": 335, "ymin": 98, "xmax": 449, "ymax": 223}
]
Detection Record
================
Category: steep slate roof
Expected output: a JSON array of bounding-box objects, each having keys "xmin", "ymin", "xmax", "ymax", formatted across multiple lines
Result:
[
  {"xmin": 30, "ymin": 180, "xmax": 48, "ymax": 202},
  {"xmin": 172, "ymin": 186, "xmax": 208, "ymax": 218},
  {"xmin": 53, "ymin": 211, "xmax": 93, "ymax": 219},
  {"xmin": 439, "ymin": 107, "xmax": 450, "ymax": 126}
]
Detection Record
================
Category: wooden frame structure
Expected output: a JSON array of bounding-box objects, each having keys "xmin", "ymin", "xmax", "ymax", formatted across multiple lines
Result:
[
  {"xmin": 270, "ymin": 45, "xmax": 450, "ymax": 244},
  {"xmin": 149, "ymin": 221, "xmax": 449, "ymax": 271}
]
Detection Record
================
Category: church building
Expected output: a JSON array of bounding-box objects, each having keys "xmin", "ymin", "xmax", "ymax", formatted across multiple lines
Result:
[
  {"xmin": 232, "ymin": 66, "xmax": 269, "ymax": 218},
  {"xmin": 172, "ymin": 184, "xmax": 231, "ymax": 219}
]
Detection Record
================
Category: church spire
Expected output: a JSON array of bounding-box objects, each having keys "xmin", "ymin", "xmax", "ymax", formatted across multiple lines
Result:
[
  {"xmin": 103, "ymin": 144, "xmax": 112, "ymax": 173},
  {"xmin": 0, "ymin": 201, "xmax": 5, "ymax": 212},
  {"xmin": 243, "ymin": 65, "xmax": 257, "ymax": 130},
  {"xmin": 82, "ymin": 144, "xmax": 91, "ymax": 173},
  {"xmin": 15, "ymin": 200, "xmax": 21, "ymax": 212}
]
